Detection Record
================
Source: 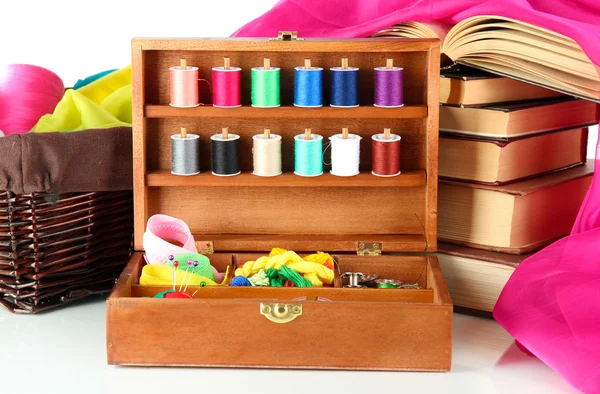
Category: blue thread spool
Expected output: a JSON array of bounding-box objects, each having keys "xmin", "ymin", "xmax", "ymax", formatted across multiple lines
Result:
[
  {"xmin": 330, "ymin": 58, "xmax": 359, "ymax": 108},
  {"xmin": 294, "ymin": 128, "xmax": 323, "ymax": 177},
  {"xmin": 294, "ymin": 59, "xmax": 323, "ymax": 107}
]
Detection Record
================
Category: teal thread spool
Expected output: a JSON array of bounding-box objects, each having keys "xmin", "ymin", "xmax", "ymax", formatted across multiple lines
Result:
[
  {"xmin": 251, "ymin": 58, "xmax": 280, "ymax": 108},
  {"xmin": 294, "ymin": 128, "xmax": 323, "ymax": 177}
]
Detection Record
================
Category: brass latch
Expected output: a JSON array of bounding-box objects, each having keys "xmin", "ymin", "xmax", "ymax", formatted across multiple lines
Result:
[
  {"xmin": 357, "ymin": 242, "xmax": 382, "ymax": 256},
  {"xmin": 260, "ymin": 303, "xmax": 302, "ymax": 323},
  {"xmin": 195, "ymin": 241, "xmax": 214, "ymax": 255},
  {"xmin": 270, "ymin": 31, "xmax": 303, "ymax": 41}
]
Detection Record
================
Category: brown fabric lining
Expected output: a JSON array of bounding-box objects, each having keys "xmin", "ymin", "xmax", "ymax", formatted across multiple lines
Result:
[{"xmin": 0, "ymin": 127, "xmax": 133, "ymax": 194}]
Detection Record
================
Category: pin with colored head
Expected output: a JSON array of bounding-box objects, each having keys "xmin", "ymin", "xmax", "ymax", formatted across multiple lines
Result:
[
  {"xmin": 168, "ymin": 255, "xmax": 176, "ymax": 290},
  {"xmin": 183, "ymin": 260, "xmax": 199, "ymax": 293},
  {"xmin": 179, "ymin": 259, "xmax": 193, "ymax": 292}
]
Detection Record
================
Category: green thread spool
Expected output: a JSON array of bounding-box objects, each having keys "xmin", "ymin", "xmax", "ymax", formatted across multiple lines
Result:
[
  {"xmin": 294, "ymin": 129, "xmax": 323, "ymax": 177},
  {"xmin": 376, "ymin": 279, "xmax": 401, "ymax": 289},
  {"xmin": 378, "ymin": 283, "xmax": 399, "ymax": 289},
  {"xmin": 251, "ymin": 58, "xmax": 280, "ymax": 108}
]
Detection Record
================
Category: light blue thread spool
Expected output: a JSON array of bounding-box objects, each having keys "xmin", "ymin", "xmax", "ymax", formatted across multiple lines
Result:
[
  {"xmin": 294, "ymin": 132, "xmax": 323, "ymax": 177},
  {"xmin": 294, "ymin": 65, "xmax": 323, "ymax": 107}
]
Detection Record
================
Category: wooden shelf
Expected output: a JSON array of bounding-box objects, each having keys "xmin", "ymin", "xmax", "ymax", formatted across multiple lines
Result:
[
  {"xmin": 146, "ymin": 170, "xmax": 426, "ymax": 188},
  {"xmin": 145, "ymin": 105, "xmax": 428, "ymax": 119}
]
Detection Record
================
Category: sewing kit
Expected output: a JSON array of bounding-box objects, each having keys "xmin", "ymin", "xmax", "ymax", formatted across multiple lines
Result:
[{"xmin": 107, "ymin": 33, "xmax": 450, "ymax": 371}]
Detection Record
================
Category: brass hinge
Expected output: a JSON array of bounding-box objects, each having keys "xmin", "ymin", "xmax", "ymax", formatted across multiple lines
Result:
[
  {"xmin": 269, "ymin": 31, "xmax": 303, "ymax": 41},
  {"xmin": 196, "ymin": 241, "xmax": 214, "ymax": 255},
  {"xmin": 357, "ymin": 242, "xmax": 382, "ymax": 256}
]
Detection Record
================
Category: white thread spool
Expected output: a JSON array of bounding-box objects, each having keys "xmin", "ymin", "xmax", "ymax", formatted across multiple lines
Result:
[
  {"xmin": 252, "ymin": 129, "xmax": 282, "ymax": 177},
  {"xmin": 329, "ymin": 132, "xmax": 362, "ymax": 177}
]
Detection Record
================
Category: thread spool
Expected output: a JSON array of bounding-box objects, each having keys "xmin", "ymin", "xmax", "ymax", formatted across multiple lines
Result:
[
  {"xmin": 253, "ymin": 129, "xmax": 282, "ymax": 177},
  {"xmin": 372, "ymin": 128, "xmax": 401, "ymax": 177},
  {"xmin": 294, "ymin": 59, "xmax": 323, "ymax": 107},
  {"xmin": 251, "ymin": 58, "xmax": 280, "ymax": 108},
  {"xmin": 212, "ymin": 57, "xmax": 242, "ymax": 108},
  {"xmin": 329, "ymin": 128, "xmax": 362, "ymax": 177},
  {"xmin": 374, "ymin": 59, "xmax": 404, "ymax": 108},
  {"xmin": 294, "ymin": 128, "xmax": 323, "ymax": 177},
  {"xmin": 171, "ymin": 127, "xmax": 201, "ymax": 175},
  {"xmin": 211, "ymin": 127, "xmax": 241, "ymax": 176},
  {"xmin": 330, "ymin": 58, "xmax": 359, "ymax": 108},
  {"xmin": 170, "ymin": 59, "xmax": 200, "ymax": 108}
]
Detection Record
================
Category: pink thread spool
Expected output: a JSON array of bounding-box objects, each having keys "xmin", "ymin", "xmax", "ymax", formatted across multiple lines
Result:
[
  {"xmin": 212, "ymin": 57, "xmax": 241, "ymax": 108},
  {"xmin": 169, "ymin": 59, "xmax": 204, "ymax": 108}
]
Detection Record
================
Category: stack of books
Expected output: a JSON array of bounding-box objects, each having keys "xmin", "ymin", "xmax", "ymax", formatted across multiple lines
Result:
[{"xmin": 436, "ymin": 68, "xmax": 598, "ymax": 313}]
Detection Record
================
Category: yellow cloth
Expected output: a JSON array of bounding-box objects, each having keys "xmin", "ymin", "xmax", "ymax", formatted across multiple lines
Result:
[
  {"xmin": 77, "ymin": 66, "xmax": 131, "ymax": 105},
  {"xmin": 33, "ymin": 65, "xmax": 132, "ymax": 132},
  {"xmin": 140, "ymin": 264, "xmax": 231, "ymax": 286}
]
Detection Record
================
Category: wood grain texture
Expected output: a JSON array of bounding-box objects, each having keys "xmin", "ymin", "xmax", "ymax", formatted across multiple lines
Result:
[
  {"xmin": 427, "ymin": 256, "xmax": 453, "ymax": 306},
  {"xmin": 146, "ymin": 186, "xmax": 427, "ymax": 237},
  {"xmin": 107, "ymin": 252, "xmax": 451, "ymax": 371},
  {"xmin": 146, "ymin": 170, "xmax": 426, "ymax": 188},
  {"xmin": 132, "ymin": 45, "xmax": 147, "ymax": 250},
  {"xmin": 425, "ymin": 45, "xmax": 440, "ymax": 252},
  {"xmin": 133, "ymin": 37, "xmax": 437, "ymax": 52},
  {"xmin": 144, "ymin": 50, "xmax": 428, "ymax": 106},
  {"xmin": 145, "ymin": 105, "xmax": 428, "ymax": 119},
  {"xmin": 195, "ymin": 234, "xmax": 428, "ymax": 253},
  {"xmin": 132, "ymin": 38, "xmax": 439, "ymax": 256},
  {"xmin": 131, "ymin": 286, "xmax": 434, "ymax": 303},
  {"xmin": 146, "ymin": 118, "xmax": 426, "ymax": 173}
]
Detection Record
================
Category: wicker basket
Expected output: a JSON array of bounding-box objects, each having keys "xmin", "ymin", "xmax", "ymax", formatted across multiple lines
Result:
[{"xmin": 0, "ymin": 128, "xmax": 133, "ymax": 313}]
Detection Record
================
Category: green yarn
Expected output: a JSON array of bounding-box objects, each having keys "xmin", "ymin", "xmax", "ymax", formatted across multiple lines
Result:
[
  {"xmin": 265, "ymin": 266, "xmax": 312, "ymax": 287},
  {"xmin": 266, "ymin": 268, "xmax": 284, "ymax": 287},
  {"xmin": 166, "ymin": 253, "xmax": 215, "ymax": 281},
  {"xmin": 280, "ymin": 266, "xmax": 312, "ymax": 287},
  {"xmin": 251, "ymin": 68, "xmax": 280, "ymax": 107},
  {"xmin": 249, "ymin": 269, "xmax": 270, "ymax": 286}
]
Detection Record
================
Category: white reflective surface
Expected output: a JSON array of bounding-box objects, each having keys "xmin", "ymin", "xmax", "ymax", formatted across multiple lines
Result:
[{"xmin": 0, "ymin": 298, "xmax": 580, "ymax": 394}]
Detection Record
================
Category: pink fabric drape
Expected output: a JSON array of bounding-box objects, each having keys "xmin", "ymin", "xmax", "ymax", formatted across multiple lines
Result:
[
  {"xmin": 493, "ymin": 151, "xmax": 600, "ymax": 394},
  {"xmin": 232, "ymin": 0, "xmax": 600, "ymax": 67},
  {"xmin": 233, "ymin": 1, "xmax": 600, "ymax": 392}
]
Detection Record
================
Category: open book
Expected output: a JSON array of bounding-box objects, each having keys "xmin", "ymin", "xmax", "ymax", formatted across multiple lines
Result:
[{"xmin": 373, "ymin": 16, "xmax": 600, "ymax": 103}]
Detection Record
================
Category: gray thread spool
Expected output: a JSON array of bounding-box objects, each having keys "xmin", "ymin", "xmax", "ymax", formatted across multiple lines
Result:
[{"xmin": 171, "ymin": 127, "xmax": 201, "ymax": 175}]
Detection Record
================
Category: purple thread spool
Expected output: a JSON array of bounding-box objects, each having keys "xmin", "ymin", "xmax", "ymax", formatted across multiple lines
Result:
[{"xmin": 374, "ymin": 66, "xmax": 404, "ymax": 108}]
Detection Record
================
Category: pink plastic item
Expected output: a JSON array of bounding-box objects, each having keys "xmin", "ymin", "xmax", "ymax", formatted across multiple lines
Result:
[{"xmin": 142, "ymin": 214, "xmax": 224, "ymax": 282}]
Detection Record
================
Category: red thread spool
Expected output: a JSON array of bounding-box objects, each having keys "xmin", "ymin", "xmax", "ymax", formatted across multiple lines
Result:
[
  {"xmin": 372, "ymin": 132, "xmax": 401, "ymax": 177},
  {"xmin": 212, "ymin": 65, "xmax": 242, "ymax": 108}
]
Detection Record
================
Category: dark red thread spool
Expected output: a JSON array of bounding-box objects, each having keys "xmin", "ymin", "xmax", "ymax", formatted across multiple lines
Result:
[
  {"xmin": 212, "ymin": 57, "xmax": 242, "ymax": 108},
  {"xmin": 372, "ymin": 129, "xmax": 401, "ymax": 177}
]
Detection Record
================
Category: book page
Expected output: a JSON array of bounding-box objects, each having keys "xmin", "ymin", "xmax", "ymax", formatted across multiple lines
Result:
[
  {"xmin": 450, "ymin": 38, "xmax": 598, "ymax": 81},
  {"xmin": 374, "ymin": 21, "xmax": 451, "ymax": 40},
  {"xmin": 460, "ymin": 58, "xmax": 599, "ymax": 101}
]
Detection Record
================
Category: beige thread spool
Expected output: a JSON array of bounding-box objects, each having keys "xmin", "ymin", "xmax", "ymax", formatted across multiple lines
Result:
[{"xmin": 252, "ymin": 128, "xmax": 282, "ymax": 177}]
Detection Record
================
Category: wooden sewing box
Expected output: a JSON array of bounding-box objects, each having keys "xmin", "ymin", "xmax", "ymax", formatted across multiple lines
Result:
[{"xmin": 106, "ymin": 33, "xmax": 452, "ymax": 371}]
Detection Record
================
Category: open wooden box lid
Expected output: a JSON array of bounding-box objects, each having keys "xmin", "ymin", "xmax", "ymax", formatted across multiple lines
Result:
[{"xmin": 131, "ymin": 35, "xmax": 440, "ymax": 255}]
